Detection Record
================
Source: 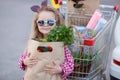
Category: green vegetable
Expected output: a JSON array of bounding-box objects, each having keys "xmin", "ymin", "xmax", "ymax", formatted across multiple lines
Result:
[
  {"xmin": 71, "ymin": 50, "xmax": 97, "ymax": 64},
  {"xmin": 40, "ymin": 24, "xmax": 74, "ymax": 45},
  {"xmin": 39, "ymin": 38, "xmax": 48, "ymax": 42}
]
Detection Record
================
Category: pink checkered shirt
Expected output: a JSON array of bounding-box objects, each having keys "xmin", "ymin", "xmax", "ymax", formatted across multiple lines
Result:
[{"xmin": 18, "ymin": 46, "xmax": 74, "ymax": 80}]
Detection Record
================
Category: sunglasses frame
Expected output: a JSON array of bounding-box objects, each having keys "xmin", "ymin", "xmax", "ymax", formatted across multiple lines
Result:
[{"xmin": 37, "ymin": 19, "xmax": 56, "ymax": 26}]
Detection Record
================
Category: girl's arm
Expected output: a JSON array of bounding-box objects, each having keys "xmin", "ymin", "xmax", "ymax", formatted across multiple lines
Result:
[
  {"xmin": 60, "ymin": 46, "xmax": 74, "ymax": 79},
  {"xmin": 18, "ymin": 50, "xmax": 27, "ymax": 71}
]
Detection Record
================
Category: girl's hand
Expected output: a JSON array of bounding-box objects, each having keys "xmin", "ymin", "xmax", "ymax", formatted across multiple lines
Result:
[
  {"xmin": 43, "ymin": 61, "xmax": 62, "ymax": 75},
  {"xmin": 23, "ymin": 53, "xmax": 38, "ymax": 68}
]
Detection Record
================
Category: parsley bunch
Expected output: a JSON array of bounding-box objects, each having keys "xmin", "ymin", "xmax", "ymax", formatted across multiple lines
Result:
[{"xmin": 40, "ymin": 25, "xmax": 74, "ymax": 45}]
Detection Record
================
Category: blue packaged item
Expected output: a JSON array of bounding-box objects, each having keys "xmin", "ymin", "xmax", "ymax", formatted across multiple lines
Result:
[
  {"xmin": 73, "ymin": 26, "xmax": 86, "ymax": 32},
  {"xmin": 94, "ymin": 18, "xmax": 107, "ymax": 33},
  {"xmin": 73, "ymin": 25, "xmax": 86, "ymax": 39},
  {"xmin": 73, "ymin": 26, "xmax": 96, "ymax": 39},
  {"xmin": 85, "ymin": 29, "xmax": 97, "ymax": 39}
]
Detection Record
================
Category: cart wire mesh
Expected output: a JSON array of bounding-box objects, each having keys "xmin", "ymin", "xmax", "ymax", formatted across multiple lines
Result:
[{"xmin": 60, "ymin": 4, "xmax": 118, "ymax": 80}]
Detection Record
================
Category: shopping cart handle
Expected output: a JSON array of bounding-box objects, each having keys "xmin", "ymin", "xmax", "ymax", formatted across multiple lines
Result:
[
  {"xmin": 114, "ymin": 5, "xmax": 119, "ymax": 12},
  {"xmin": 100, "ymin": 4, "xmax": 119, "ymax": 12}
]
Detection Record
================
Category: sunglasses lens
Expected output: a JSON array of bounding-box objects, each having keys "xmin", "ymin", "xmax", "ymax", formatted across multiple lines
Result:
[
  {"xmin": 37, "ymin": 20, "xmax": 44, "ymax": 26},
  {"xmin": 37, "ymin": 19, "xmax": 56, "ymax": 26},
  {"xmin": 48, "ymin": 20, "xmax": 56, "ymax": 26},
  {"xmin": 49, "ymin": 23, "xmax": 54, "ymax": 26}
]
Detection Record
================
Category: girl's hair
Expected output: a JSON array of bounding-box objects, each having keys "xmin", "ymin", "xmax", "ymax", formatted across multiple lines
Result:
[{"xmin": 29, "ymin": 6, "xmax": 64, "ymax": 40}]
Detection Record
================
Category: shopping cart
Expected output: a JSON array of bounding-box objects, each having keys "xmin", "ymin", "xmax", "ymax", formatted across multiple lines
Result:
[{"xmin": 60, "ymin": 4, "xmax": 118, "ymax": 80}]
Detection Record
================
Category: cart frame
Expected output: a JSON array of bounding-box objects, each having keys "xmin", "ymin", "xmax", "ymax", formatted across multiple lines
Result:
[{"xmin": 60, "ymin": 3, "xmax": 118, "ymax": 80}]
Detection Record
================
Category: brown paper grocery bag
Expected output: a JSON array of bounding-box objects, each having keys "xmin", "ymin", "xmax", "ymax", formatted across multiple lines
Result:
[
  {"xmin": 67, "ymin": 0, "xmax": 99, "ymax": 14},
  {"xmin": 24, "ymin": 40, "xmax": 64, "ymax": 80},
  {"xmin": 66, "ymin": 0, "xmax": 99, "ymax": 26}
]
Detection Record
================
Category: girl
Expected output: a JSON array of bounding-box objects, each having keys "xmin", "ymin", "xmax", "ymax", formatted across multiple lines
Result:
[{"xmin": 18, "ymin": 2, "xmax": 74, "ymax": 80}]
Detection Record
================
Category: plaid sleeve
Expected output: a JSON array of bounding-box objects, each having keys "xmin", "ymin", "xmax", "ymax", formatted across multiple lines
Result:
[
  {"xmin": 60, "ymin": 46, "xmax": 74, "ymax": 79},
  {"xmin": 18, "ymin": 50, "xmax": 27, "ymax": 71}
]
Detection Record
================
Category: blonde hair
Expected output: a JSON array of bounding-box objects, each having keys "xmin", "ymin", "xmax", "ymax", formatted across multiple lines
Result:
[{"xmin": 29, "ymin": 6, "xmax": 64, "ymax": 40}]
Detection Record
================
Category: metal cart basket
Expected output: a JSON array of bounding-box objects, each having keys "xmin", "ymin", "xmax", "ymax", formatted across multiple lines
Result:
[{"xmin": 60, "ymin": 4, "xmax": 118, "ymax": 80}]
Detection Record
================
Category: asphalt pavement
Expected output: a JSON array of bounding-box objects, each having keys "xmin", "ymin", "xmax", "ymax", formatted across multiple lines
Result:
[
  {"xmin": 0, "ymin": 0, "xmax": 120, "ymax": 80},
  {"xmin": 0, "ymin": 0, "xmax": 42, "ymax": 80}
]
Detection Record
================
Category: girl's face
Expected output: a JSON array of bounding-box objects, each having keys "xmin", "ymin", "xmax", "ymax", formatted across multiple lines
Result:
[{"xmin": 37, "ymin": 11, "xmax": 56, "ymax": 37}]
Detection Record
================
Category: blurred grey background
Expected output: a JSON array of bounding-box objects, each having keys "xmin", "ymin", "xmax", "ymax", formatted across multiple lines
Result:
[{"xmin": 0, "ymin": 0, "xmax": 120, "ymax": 80}]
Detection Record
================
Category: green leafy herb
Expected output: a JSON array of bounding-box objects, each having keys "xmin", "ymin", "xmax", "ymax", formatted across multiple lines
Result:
[{"xmin": 40, "ymin": 24, "xmax": 74, "ymax": 45}]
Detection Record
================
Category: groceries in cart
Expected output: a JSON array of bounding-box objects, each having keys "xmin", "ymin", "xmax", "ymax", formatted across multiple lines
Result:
[
  {"xmin": 70, "ymin": 9, "xmax": 107, "ymax": 53},
  {"xmin": 94, "ymin": 17, "xmax": 107, "ymax": 33},
  {"xmin": 73, "ymin": 25, "xmax": 96, "ymax": 46},
  {"xmin": 73, "ymin": 26, "xmax": 96, "ymax": 39},
  {"xmin": 87, "ymin": 10, "xmax": 107, "ymax": 33},
  {"xmin": 68, "ymin": 8, "xmax": 110, "ymax": 79},
  {"xmin": 86, "ymin": 10, "xmax": 102, "ymax": 29},
  {"xmin": 69, "ymin": 43, "xmax": 97, "ymax": 79},
  {"xmin": 63, "ymin": 0, "xmax": 117, "ymax": 79},
  {"xmin": 72, "ymin": 10, "xmax": 107, "ymax": 46}
]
